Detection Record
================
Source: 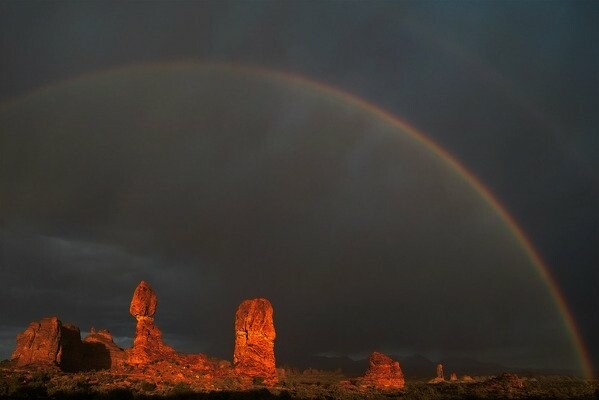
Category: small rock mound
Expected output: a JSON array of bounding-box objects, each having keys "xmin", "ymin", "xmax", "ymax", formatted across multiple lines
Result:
[
  {"xmin": 359, "ymin": 351, "xmax": 405, "ymax": 390},
  {"xmin": 483, "ymin": 372, "xmax": 524, "ymax": 390}
]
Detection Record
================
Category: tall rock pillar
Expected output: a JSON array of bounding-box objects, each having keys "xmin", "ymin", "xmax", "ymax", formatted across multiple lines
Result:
[{"xmin": 233, "ymin": 298, "xmax": 277, "ymax": 385}]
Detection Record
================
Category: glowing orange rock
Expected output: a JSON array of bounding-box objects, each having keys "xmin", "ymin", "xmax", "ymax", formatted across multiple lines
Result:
[
  {"xmin": 11, "ymin": 316, "xmax": 62, "ymax": 366},
  {"xmin": 450, "ymin": 372, "xmax": 458, "ymax": 381},
  {"xmin": 128, "ymin": 281, "xmax": 175, "ymax": 364},
  {"xmin": 360, "ymin": 352, "xmax": 405, "ymax": 390},
  {"xmin": 129, "ymin": 280, "xmax": 157, "ymax": 318},
  {"xmin": 233, "ymin": 298, "xmax": 277, "ymax": 385}
]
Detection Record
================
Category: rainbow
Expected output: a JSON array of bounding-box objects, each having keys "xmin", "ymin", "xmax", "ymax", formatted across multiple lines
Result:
[{"xmin": 1, "ymin": 61, "xmax": 593, "ymax": 378}]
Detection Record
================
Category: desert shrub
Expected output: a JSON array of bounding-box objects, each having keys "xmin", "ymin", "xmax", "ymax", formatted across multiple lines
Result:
[
  {"xmin": 252, "ymin": 376, "xmax": 265, "ymax": 386},
  {"xmin": 522, "ymin": 375, "xmax": 595, "ymax": 399},
  {"xmin": 139, "ymin": 380, "xmax": 156, "ymax": 392},
  {"xmin": 7, "ymin": 383, "xmax": 48, "ymax": 399},
  {"xmin": 31, "ymin": 370, "xmax": 51, "ymax": 384},
  {"xmin": 170, "ymin": 381, "xmax": 193, "ymax": 396},
  {"xmin": 2, "ymin": 373, "xmax": 26, "ymax": 396},
  {"xmin": 103, "ymin": 388, "xmax": 134, "ymax": 400}
]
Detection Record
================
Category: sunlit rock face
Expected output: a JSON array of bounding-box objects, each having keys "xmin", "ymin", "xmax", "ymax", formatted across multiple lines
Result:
[
  {"xmin": 128, "ymin": 281, "xmax": 176, "ymax": 364},
  {"xmin": 12, "ymin": 316, "xmax": 62, "ymax": 366},
  {"xmin": 233, "ymin": 298, "xmax": 277, "ymax": 385},
  {"xmin": 359, "ymin": 351, "xmax": 405, "ymax": 390},
  {"xmin": 450, "ymin": 372, "xmax": 458, "ymax": 381},
  {"xmin": 129, "ymin": 280, "xmax": 157, "ymax": 318},
  {"xmin": 11, "ymin": 317, "xmax": 122, "ymax": 371}
]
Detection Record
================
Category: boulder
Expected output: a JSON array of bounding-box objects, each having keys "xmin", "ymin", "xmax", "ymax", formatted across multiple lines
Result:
[{"xmin": 129, "ymin": 280, "xmax": 157, "ymax": 318}]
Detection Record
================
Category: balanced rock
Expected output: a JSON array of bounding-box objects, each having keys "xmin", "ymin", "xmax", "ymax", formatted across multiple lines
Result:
[
  {"xmin": 128, "ymin": 281, "xmax": 175, "ymax": 364},
  {"xmin": 233, "ymin": 298, "xmax": 277, "ymax": 385},
  {"xmin": 360, "ymin": 352, "xmax": 405, "ymax": 390},
  {"xmin": 129, "ymin": 280, "xmax": 157, "ymax": 318},
  {"xmin": 11, "ymin": 316, "xmax": 62, "ymax": 366}
]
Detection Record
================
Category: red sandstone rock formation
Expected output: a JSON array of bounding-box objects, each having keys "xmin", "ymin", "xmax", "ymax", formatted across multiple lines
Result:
[
  {"xmin": 57, "ymin": 323, "xmax": 85, "ymax": 371},
  {"xmin": 437, "ymin": 363, "xmax": 444, "ymax": 379},
  {"xmin": 11, "ymin": 317, "xmax": 123, "ymax": 371},
  {"xmin": 83, "ymin": 328, "xmax": 126, "ymax": 369},
  {"xmin": 450, "ymin": 372, "xmax": 458, "ymax": 381},
  {"xmin": 128, "ymin": 281, "xmax": 176, "ymax": 364},
  {"xmin": 360, "ymin": 352, "xmax": 405, "ymax": 390},
  {"xmin": 233, "ymin": 298, "xmax": 277, "ymax": 385},
  {"xmin": 11, "ymin": 317, "xmax": 62, "ymax": 366},
  {"xmin": 428, "ymin": 363, "xmax": 445, "ymax": 384},
  {"xmin": 129, "ymin": 280, "xmax": 157, "ymax": 318}
]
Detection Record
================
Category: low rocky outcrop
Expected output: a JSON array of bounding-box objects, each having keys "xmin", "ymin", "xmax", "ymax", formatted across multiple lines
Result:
[
  {"xmin": 11, "ymin": 317, "xmax": 124, "ymax": 371},
  {"xmin": 359, "ymin": 352, "xmax": 405, "ymax": 390},
  {"xmin": 233, "ymin": 298, "xmax": 277, "ymax": 385},
  {"xmin": 482, "ymin": 373, "xmax": 524, "ymax": 390}
]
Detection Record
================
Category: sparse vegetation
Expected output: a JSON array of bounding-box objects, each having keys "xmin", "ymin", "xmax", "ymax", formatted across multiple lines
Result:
[{"xmin": 1, "ymin": 364, "xmax": 598, "ymax": 399}]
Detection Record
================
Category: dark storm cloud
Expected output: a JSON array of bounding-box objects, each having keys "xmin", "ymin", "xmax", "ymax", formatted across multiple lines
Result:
[
  {"xmin": 0, "ymin": 67, "xmax": 579, "ymax": 371},
  {"xmin": 0, "ymin": 0, "xmax": 597, "ymax": 375}
]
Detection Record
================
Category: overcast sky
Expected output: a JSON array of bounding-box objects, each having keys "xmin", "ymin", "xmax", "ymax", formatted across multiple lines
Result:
[{"xmin": 0, "ymin": 1, "xmax": 597, "ymax": 376}]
